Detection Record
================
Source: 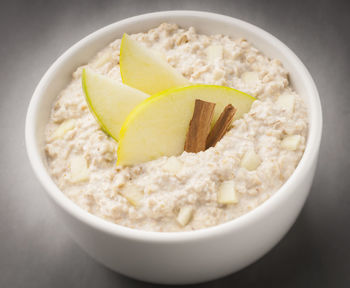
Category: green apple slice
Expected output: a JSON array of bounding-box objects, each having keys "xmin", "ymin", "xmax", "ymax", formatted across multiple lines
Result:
[
  {"xmin": 117, "ymin": 85, "xmax": 255, "ymax": 165},
  {"xmin": 120, "ymin": 34, "xmax": 190, "ymax": 95},
  {"xmin": 82, "ymin": 68, "xmax": 149, "ymax": 141}
]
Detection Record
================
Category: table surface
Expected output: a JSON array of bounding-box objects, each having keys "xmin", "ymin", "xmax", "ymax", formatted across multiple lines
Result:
[{"xmin": 1, "ymin": 0, "xmax": 349, "ymax": 287}]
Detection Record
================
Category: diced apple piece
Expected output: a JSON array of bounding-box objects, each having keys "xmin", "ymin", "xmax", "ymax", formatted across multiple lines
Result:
[
  {"xmin": 277, "ymin": 93, "xmax": 295, "ymax": 113},
  {"xmin": 51, "ymin": 119, "xmax": 76, "ymax": 140},
  {"xmin": 206, "ymin": 45, "xmax": 223, "ymax": 61},
  {"xmin": 281, "ymin": 135, "xmax": 301, "ymax": 150},
  {"xmin": 163, "ymin": 157, "xmax": 183, "ymax": 174},
  {"xmin": 240, "ymin": 150, "xmax": 261, "ymax": 171},
  {"xmin": 70, "ymin": 156, "xmax": 89, "ymax": 183},
  {"xmin": 120, "ymin": 184, "xmax": 144, "ymax": 206},
  {"xmin": 82, "ymin": 68, "xmax": 149, "ymax": 141},
  {"xmin": 217, "ymin": 180, "xmax": 238, "ymax": 204},
  {"xmin": 117, "ymin": 85, "xmax": 255, "ymax": 166},
  {"xmin": 176, "ymin": 206, "xmax": 193, "ymax": 226},
  {"xmin": 120, "ymin": 34, "xmax": 190, "ymax": 94},
  {"xmin": 242, "ymin": 71, "xmax": 259, "ymax": 86}
]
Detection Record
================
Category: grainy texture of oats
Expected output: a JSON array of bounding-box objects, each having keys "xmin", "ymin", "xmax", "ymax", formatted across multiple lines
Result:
[{"xmin": 45, "ymin": 23, "xmax": 308, "ymax": 232}]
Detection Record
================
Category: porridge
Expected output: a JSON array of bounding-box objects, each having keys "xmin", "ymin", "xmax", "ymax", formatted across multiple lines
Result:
[{"xmin": 45, "ymin": 23, "xmax": 308, "ymax": 232}]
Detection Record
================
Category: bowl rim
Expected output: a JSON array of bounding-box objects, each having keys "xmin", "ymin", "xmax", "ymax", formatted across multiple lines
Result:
[{"xmin": 25, "ymin": 10, "xmax": 322, "ymax": 243}]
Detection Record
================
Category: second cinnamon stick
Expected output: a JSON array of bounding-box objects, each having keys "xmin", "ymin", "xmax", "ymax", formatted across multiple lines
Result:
[{"xmin": 206, "ymin": 104, "xmax": 236, "ymax": 149}]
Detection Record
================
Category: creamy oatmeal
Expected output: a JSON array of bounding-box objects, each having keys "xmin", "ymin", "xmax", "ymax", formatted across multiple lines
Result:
[{"xmin": 45, "ymin": 23, "xmax": 308, "ymax": 232}]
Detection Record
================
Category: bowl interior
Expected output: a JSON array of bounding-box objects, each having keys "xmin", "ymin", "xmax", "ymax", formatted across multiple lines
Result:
[{"xmin": 26, "ymin": 11, "xmax": 322, "ymax": 240}]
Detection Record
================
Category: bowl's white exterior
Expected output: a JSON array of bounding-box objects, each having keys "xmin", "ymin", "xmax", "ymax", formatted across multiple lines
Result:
[{"xmin": 25, "ymin": 11, "xmax": 322, "ymax": 285}]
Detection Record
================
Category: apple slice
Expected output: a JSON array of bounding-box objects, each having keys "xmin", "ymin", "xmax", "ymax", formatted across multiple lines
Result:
[
  {"xmin": 120, "ymin": 34, "xmax": 190, "ymax": 95},
  {"xmin": 82, "ymin": 68, "xmax": 149, "ymax": 141},
  {"xmin": 120, "ymin": 183, "xmax": 144, "ymax": 206},
  {"xmin": 240, "ymin": 150, "xmax": 261, "ymax": 171},
  {"xmin": 117, "ymin": 85, "xmax": 255, "ymax": 166},
  {"xmin": 176, "ymin": 206, "xmax": 193, "ymax": 227},
  {"xmin": 206, "ymin": 45, "xmax": 224, "ymax": 62},
  {"xmin": 217, "ymin": 180, "xmax": 238, "ymax": 204},
  {"xmin": 69, "ymin": 155, "xmax": 89, "ymax": 183},
  {"xmin": 51, "ymin": 119, "xmax": 76, "ymax": 140},
  {"xmin": 281, "ymin": 135, "xmax": 301, "ymax": 150}
]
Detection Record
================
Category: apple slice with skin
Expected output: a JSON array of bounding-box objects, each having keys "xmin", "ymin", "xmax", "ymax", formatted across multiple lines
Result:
[
  {"xmin": 82, "ymin": 68, "xmax": 149, "ymax": 141},
  {"xmin": 117, "ymin": 85, "xmax": 255, "ymax": 166},
  {"xmin": 120, "ymin": 34, "xmax": 190, "ymax": 95}
]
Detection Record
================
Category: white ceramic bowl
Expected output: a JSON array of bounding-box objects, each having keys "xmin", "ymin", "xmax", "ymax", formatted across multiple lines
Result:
[{"xmin": 25, "ymin": 11, "xmax": 322, "ymax": 284}]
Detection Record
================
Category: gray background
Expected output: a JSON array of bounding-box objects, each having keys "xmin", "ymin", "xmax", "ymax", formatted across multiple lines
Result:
[{"xmin": 1, "ymin": 0, "xmax": 349, "ymax": 287}]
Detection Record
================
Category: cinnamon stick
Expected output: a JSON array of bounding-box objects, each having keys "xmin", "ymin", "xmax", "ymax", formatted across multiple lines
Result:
[
  {"xmin": 184, "ymin": 99, "xmax": 216, "ymax": 153},
  {"xmin": 206, "ymin": 104, "xmax": 236, "ymax": 149}
]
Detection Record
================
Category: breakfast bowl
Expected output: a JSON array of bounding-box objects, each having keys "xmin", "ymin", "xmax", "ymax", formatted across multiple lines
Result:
[{"xmin": 25, "ymin": 11, "xmax": 322, "ymax": 284}]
